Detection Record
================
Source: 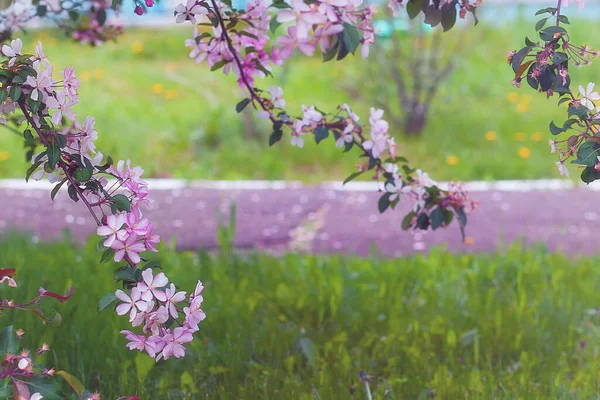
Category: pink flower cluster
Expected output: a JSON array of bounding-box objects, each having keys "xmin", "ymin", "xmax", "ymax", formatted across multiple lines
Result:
[
  {"xmin": 119, "ymin": 272, "xmax": 206, "ymax": 360},
  {"xmin": 96, "ymin": 161, "xmax": 159, "ymax": 265},
  {"xmin": 180, "ymin": 0, "xmax": 376, "ymax": 87}
]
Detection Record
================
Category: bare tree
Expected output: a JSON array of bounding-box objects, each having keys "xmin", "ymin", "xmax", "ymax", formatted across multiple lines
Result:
[{"xmin": 344, "ymin": 16, "xmax": 468, "ymax": 136}]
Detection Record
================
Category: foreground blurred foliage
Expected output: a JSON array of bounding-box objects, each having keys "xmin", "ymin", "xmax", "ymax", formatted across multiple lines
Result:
[{"xmin": 1, "ymin": 230, "xmax": 600, "ymax": 398}]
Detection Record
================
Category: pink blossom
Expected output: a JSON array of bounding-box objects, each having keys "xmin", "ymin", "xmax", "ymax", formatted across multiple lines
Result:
[
  {"xmin": 134, "ymin": 5, "xmax": 144, "ymax": 15},
  {"xmin": 137, "ymin": 268, "xmax": 168, "ymax": 302},
  {"xmin": 144, "ymin": 305, "xmax": 169, "ymax": 335},
  {"xmin": 24, "ymin": 70, "xmax": 54, "ymax": 101},
  {"xmin": 2, "ymin": 38, "xmax": 22, "ymax": 67},
  {"xmin": 175, "ymin": 0, "xmax": 206, "ymax": 24},
  {"xmin": 275, "ymin": 26, "xmax": 316, "ymax": 59},
  {"xmin": 276, "ymin": 0, "xmax": 326, "ymax": 39},
  {"xmin": 97, "ymin": 213, "xmax": 127, "ymax": 247},
  {"xmin": 111, "ymin": 234, "xmax": 146, "ymax": 264},
  {"xmin": 116, "ymin": 288, "xmax": 148, "ymax": 321},
  {"xmin": 120, "ymin": 330, "xmax": 158, "ymax": 357},
  {"xmin": 165, "ymin": 283, "xmax": 186, "ymax": 318},
  {"xmin": 144, "ymin": 225, "xmax": 160, "ymax": 252},
  {"xmin": 63, "ymin": 67, "xmax": 80, "ymax": 97},
  {"xmin": 45, "ymin": 91, "xmax": 79, "ymax": 124},
  {"xmin": 0, "ymin": 276, "xmax": 17, "ymax": 287},
  {"xmin": 160, "ymin": 327, "xmax": 194, "ymax": 360}
]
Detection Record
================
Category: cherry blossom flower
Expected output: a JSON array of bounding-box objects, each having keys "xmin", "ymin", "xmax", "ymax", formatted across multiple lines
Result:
[
  {"xmin": 97, "ymin": 213, "xmax": 127, "ymax": 247},
  {"xmin": 116, "ymin": 288, "xmax": 148, "ymax": 321},
  {"xmin": 160, "ymin": 327, "xmax": 194, "ymax": 360},
  {"xmin": 563, "ymin": 0, "xmax": 585, "ymax": 9},
  {"xmin": 111, "ymin": 234, "xmax": 146, "ymax": 264},
  {"xmin": 2, "ymin": 38, "xmax": 22, "ymax": 67},
  {"xmin": 63, "ymin": 67, "xmax": 80, "ymax": 97},
  {"xmin": 549, "ymin": 139, "xmax": 557, "ymax": 154},
  {"xmin": 579, "ymin": 82, "xmax": 600, "ymax": 110},
  {"xmin": 269, "ymin": 86, "xmax": 286, "ymax": 108},
  {"xmin": 25, "ymin": 70, "xmax": 54, "ymax": 101},
  {"xmin": 275, "ymin": 26, "xmax": 316, "ymax": 59},
  {"xmin": 165, "ymin": 283, "xmax": 186, "ymax": 318},
  {"xmin": 45, "ymin": 91, "xmax": 79, "ymax": 124},
  {"xmin": 121, "ymin": 330, "xmax": 159, "ymax": 357},
  {"xmin": 0, "ymin": 276, "xmax": 17, "ymax": 287},
  {"xmin": 137, "ymin": 268, "xmax": 168, "ymax": 302},
  {"xmin": 175, "ymin": 0, "xmax": 206, "ymax": 24},
  {"xmin": 31, "ymin": 394, "xmax": 43, "ymax": 400},
  {"xmin": 276, "ymin": 0, "xmax": 327, "ymax": 39},
  {"xmin": 556, "ymin": 160, "xmax": 570, "ymax": 177}
]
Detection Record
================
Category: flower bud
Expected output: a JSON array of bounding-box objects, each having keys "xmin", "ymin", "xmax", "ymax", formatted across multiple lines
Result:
[
  {"xmin": 134, "ymin": 5, "xmax": 144, "ymax": 15},
  {"xmin": 145, "ymin": 0, "xmax": 154, "ymax": 6}
]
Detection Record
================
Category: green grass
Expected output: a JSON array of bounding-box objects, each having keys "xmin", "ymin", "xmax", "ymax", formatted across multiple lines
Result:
[
  {"xmin": 3, "ymin": 232, "xmax": 600, "ymax": 398},
  {"xmin": 0, "ymin": 19, "xmax": 599, "ymax": 182}
]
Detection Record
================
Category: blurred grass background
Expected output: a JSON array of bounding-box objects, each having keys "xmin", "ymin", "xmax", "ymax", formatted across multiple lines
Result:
[
  {"xmin": 1, "ymin": 16, "xmax": 599, "ymax": 182},
  {"xmin": 3, "ymin": 232, "xmax": 600, "ymax": 398}
]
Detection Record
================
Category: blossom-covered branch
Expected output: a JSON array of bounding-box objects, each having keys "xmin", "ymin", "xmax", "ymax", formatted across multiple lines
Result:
[
  {"xmin": 179, "ymin": 0, "xmax": 479, "ymax": 235},
  {"xmin": 0, "ymin": 39, "xmax": 206, "ymax": 364}
]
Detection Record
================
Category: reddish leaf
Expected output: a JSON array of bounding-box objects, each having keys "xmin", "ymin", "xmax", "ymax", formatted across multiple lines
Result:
[{"xmin": 0, "ymin": 268, "xmax": 16, "ymax": 278}]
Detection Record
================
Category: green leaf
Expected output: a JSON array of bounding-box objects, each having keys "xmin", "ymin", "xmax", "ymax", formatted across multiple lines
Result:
[
  {"xmin": 342, "ymin": 24, "xmax": 360, "ymax": 54},
  {"xmin": 57, "ymin": 370, "xmax": 85, "ymax": 395},
  {"xmin": 67, "ymin": 184, "xmax": 79, "ymax": 202},
  {"xmin": 111, "ymin": 194, "xmax": 131, "ymax": 212},
  {"xmin": 568, "ymin": 103, "xmax": 589, "ymax": 118},
  {"xmin": 549, "ymin": 121, "xmax": 564, "ymax": 135},
  {"xmin": 572, "ymin": 141, "xmax": 600, "ymax": 167},
  {"xmin": 342, "ymin": 170, "xmax": 363, "ymax": 185},
  {"xmin": 114, "ymin": 266, "xmax": 142, "ymax": 283},
  {"xmin": 25, "ymin": 159, "xmax": 43, "ymax": 182},
  {"xmin": 535, "ymin": 17, "xmax": 548, "ymax": 31},
  {"xmin": 0, "ymin": 383, "xmax": 12, "ymax": 398},
  {"xmin": 50, "ymin": 178, "xmax": 68, "ymax": 201},
  {"xmin": 269, "ymin": 129, "xmax": 283, "ymax": 146},
  {"xmin": 236, "ymin": 98, "xmax": 252, "ymax": 113},
  {"xmin": 406, "ymin": 0, "xmax": 422, "ymax": 19},
  {"xmin": 314, "ymin": 125, "xmax": 329, "ymax": 144},
  {"xmin": 97, "ymin": 292, "xmax": 117, "ymax": 312},
  {"xmin": 443, "ymin": 209, "xmax": 454, "ymax": 226},
  {"xmin": 210, "ymin": 60, "xmax": 227, "ymax": 71},
  {"xmin": 456, "ymin": 208, "xmax": 467, "ymax": 241},
  {"xmin": 0, "ymin": 326, "xmax": 18, "ymax": 355},
  {"xmin": 299, "ymin": 338, "xmax": 317, "ymax": 368},
  {"xmin": 46, "ymin": 144, "xmax": 61, "ymax": 168},
  {"xmin": 440, "ymin": 4, "xmax": 457, "ymax": 32},
  {"xmin": 100, "ymin": 248, "xmax": 115, "ymax": 264},
  {"xmin": 55, "ymin": 133, "xmax": 67, "ymax": 149},
  {"xmin": 270, "ymin": 1, "xmax": 289, "ymax": 8},
  {"xmin": 581, "ymin": 166, "xmax": 600, "ymax": 184},
  {"xmin": 430, "ymin": 208, "xmax": 444, "ymax": 230},
  {"xmin": 322, "ymin": 36, "xmax": 339, "ymax": 62},
  {"xmin": 401, "ymin": 211, "xmax": 415, "ymax": 230},
  {"xmin": 73, "ymin": 168, "xmax": 92, "ymax": 183},
  {"xmin": 9, "ymin": 85, "xmax": 21, "ymax": 101},
  {"xmin": 36, "ymin": 4, "xmax": 46, "ymax": 16},
  {"xmin": 23, "ymin": 129, "xmax": 34, "ymax": 143},
  {"xmin": 539, "ymin": 26, "xmax": 567, "ymax": 41},
  {"xmin": 23, "ymin": 377, "xmax": 62, "ymax": 400},
  {"xmin": 378, "ymin": 193, "xmax": 391, "ymax": 213},
  {"xmin": 556, "ymin": 14, "xmax": 570, "ymax": 24},
  {"xmin": 511, "ymin": 46, "xmax": 532, "ymax": 74},
  {"xmin": 269, "ymin": 17, "xmax": 281, "ymax": 33},
  {"xmin": 535, "ymin": 6, "xmax": 556, "ymax": 15}
]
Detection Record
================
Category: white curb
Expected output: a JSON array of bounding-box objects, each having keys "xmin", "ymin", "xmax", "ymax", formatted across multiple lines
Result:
[{"xmin": 0, "ymin": 178, "xmax": 591, "ymax": 192}]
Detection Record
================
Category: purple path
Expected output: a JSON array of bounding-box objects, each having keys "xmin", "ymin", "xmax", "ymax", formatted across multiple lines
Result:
[{"xmin": 1, "ymin": 184, "xmax": 598, "ymax": 256}]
